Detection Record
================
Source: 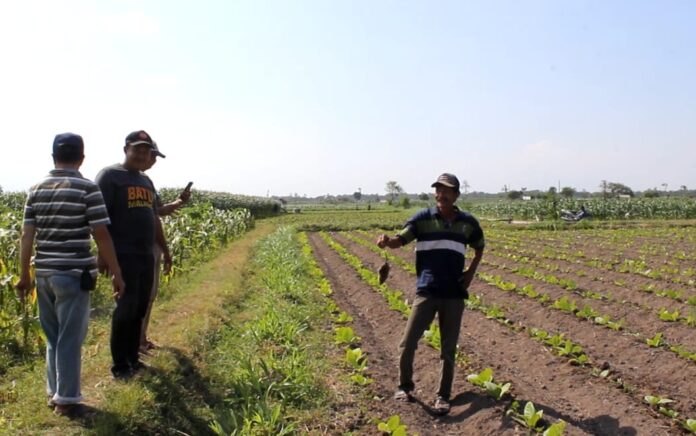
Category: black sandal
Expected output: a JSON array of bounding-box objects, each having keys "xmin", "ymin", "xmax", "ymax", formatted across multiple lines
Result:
[{"xmin": 393, "ymin": 389, "xmax": 413, "ymax": 402}]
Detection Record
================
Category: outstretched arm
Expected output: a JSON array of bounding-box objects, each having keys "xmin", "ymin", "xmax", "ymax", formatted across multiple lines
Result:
[{"xmin": 376, "ymin": 234, "xmax": 404, "ymax": 249}]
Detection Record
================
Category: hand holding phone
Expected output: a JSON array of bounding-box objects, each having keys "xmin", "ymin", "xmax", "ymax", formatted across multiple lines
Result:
[{"xmin": 179, "ymin": 181, "xmax": 193, "ymax": 203}]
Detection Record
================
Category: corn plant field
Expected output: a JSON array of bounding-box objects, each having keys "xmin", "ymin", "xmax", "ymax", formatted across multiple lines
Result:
[
  {"xmin": 2, "ymin": 192, "xmax": 696, "ymax": 434},
  {"xmin": 0, "ymin": 194, "xmax": 254, "ymax": 375}
]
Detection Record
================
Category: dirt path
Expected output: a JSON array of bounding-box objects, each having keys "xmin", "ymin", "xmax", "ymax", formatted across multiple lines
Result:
[{"xmin": 323, "ymin": 232, "xmax": 682, "ymax": 435}]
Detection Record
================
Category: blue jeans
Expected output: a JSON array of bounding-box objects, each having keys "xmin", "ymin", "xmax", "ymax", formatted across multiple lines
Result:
[{"xmin": 36, "ymin": 274, "xmax": 90, "ymax": 405}]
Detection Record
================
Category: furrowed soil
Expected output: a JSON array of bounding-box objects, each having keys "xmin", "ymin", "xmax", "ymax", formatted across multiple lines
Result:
[{"xmin": 309, "ymin": 231, "xmax": 690, "ymax": 435}]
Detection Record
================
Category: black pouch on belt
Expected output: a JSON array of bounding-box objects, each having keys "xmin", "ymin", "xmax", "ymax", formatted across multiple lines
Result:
[{"xmin": 81, "ymin": 266, "xmax": 96, "ymax": 291}]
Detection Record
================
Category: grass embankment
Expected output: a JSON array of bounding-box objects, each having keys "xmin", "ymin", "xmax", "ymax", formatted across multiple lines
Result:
[{"xmin": 1, "ymin": 223, "xmax": 358, "ymax": 434}]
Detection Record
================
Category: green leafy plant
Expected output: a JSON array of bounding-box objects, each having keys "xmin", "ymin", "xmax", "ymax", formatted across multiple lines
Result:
[
  {"xmin": 644, "ymin": 395, "xmax": 674, "ymax": 407},
  {"xmin": 507, "ymin": 401, "xmax": 544, "ymax": 430},
  {"xmin": 345, "ymin": 347, "xmax": 367, "ymax": 372},
  {"xmin": 377, "ymin": 415, "xmax": 408, "ymax": 436},
  {"xmin": 683, "ymin": 418, "xmax": 696, "ymax": 433},
  {"xmin": 466, "ymin": 368, "xmax": 511, "ymax": 400},
  {"xmin": 576, "ymin": 304, "xmax": 599, "ymax": 320},
  {"xmin": 543, "ymin": 420, "xmax": 567, "ymax": 436},
  {"xmin": 646, "ymin": 332, "xmax": 663, "ymax": 347},
  {"xmin": 350, "ymin": 373, "xmax": 373, "ymax": 386},
  {"xmin": 334, "ymin": 311, "xmax": 353, "ymax": 324},
  {"xmin": 334, "ymin": 326, "xmax": 360, "ymax": 345},
  {"xmin": 466, "ymin": 367, "xmax": 495, "ymax": 388},
  {"xmin": 659, "ymin": 308, "xmax": 680, "ymax": 322},
  {"xmin": 553, "ymin": 296, "xmax": 577, "ymax": 313}
]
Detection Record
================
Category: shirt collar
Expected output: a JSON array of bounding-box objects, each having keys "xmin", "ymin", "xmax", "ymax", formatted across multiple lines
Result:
[
  {"xmin": 49, "ymin": 168, "xmax": 82, "ymax": 177},
  {"xmin": 430, "ymin": 205, "xmax": 460, "ymax": 218}
]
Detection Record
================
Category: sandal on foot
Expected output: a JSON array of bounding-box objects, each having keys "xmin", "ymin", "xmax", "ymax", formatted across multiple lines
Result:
[
  {"xmin": 393, "ymin": 389, "xmax": 413, "ymax": 402},
  {"xmin": 433, "ymin": 396, "xmax": 451, "ymax": 415},
  {"xmin": 53, "ymin": 403, "xmax": 85, "ymax": 418}
]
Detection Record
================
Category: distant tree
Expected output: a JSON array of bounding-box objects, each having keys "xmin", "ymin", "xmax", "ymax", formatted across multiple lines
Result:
[
  {"xmin": 608, "ymin": 182, "xmax": 633, "ymax": 197},
  {"xmin": 600, "ymin": 180, "xmax": 609, "ymax": 199},
  {"xmin": 661, "ymin": 183, "xmax": 668, "ymax": 193},
  {"xmin": 548, "ymin": 187, "xmax": 557, "ymax": 195},
  {"xmin": 461, "ymin": 180, "xmax": 470, "ymax": 195},
  {"xmin": 560, "ymin": 186, "xmax": 576, "ymax": 198},
  {"xmin": 643, "ymin": 189, "xmax": 660, "ymax": 198},
  {"xmin": 353, "ymin": 191, "xmax": 362, "ymax": 201},
  {"xmin": 680, "ymin": 185, "xmax": 688, "ymax": 191},
  {"xmin": 399, "ymin": 197, "xmax": 411, "ymax": 209},
  {"xmin": 418, "ymin": 192, "xmax": 429, "ymax": 201},
  {"xmin": 385, "ymin": 181, "xmax": 404, "ymax": 203},
  {"xmin": 508, "ymin": 190, "xmax": 523, "ymax": 200},
  {"xmin": 501, "ymin": 184, "xmax": 509, "ymax": 193}
]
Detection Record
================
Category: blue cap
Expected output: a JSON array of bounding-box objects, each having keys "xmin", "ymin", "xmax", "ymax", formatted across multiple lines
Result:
[{"xmin": 52, "ymin": 133, "xmax": 84, "ymax": 155}]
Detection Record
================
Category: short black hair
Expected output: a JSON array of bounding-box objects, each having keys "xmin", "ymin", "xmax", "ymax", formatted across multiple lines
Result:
[{"xmin": 53, "ymin": 148, "xmax": 83, "ymax": 164}]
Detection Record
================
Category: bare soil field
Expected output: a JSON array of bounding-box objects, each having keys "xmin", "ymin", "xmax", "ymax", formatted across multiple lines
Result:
[{"xmin": 308, "ymin": 228, "xmax": 696, "ymax": 435}]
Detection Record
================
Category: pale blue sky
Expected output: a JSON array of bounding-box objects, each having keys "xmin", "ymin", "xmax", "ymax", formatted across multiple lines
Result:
[{"xmin": 1, "ymin": 1, "xmax": 695, "ymax": 196}]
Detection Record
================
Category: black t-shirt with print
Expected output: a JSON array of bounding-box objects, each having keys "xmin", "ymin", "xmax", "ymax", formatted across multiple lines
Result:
[{"xmin": 95, "ymin": 163, "xmax": 157, "ymax": 255}]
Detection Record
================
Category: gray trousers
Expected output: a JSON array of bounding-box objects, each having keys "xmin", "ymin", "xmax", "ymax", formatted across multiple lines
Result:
[{"xmin": 398, "ymin": 294, "xmax": 464, "ymax": 399}]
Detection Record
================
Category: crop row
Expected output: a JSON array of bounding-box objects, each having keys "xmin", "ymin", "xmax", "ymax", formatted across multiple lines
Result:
[
  {"xmin": 318, "ymin": 232, "xmax": 575, "ymax": 434},
  {"xmin": 336, "ymin": 230, "xmax": 696, "ymax": 431}
]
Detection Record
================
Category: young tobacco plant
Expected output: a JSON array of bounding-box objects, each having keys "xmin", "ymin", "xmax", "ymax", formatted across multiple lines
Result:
[
  {"xmin": 466, "ymin": 368, "xmax": 511, "ymax": 400},
  {"xmin": 683, "ymin": 418, "xmax": 696, "ymax": 433},
  {"xmin": 658, "ymin": 308, "xmax": 680, "ymax": 322},
  {"xmin": 334, "ymin": 326, "xmax": 360, "ymax": 345},
  {"xmin": 345, "ymin": 347, "xmax": 368, "ymax": 372},
  {"xmin": 377, "ymin": 415, "xmax": 408, "ymax": 436},
  {"xmin": 646, "ymin": 332, "xmax": 663, "ymax": 348},
  {"xmin": 507, "ymin": 401, "xmax": 544, "ymax": 431}
]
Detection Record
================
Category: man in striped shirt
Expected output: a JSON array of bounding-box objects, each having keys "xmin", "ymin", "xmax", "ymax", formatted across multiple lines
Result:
[
  {"xmin": 377, "ymin": 173, "xmax": 485, "ymax": 415},
  {"xmin": 16, "ymin": 133, "xmax": 125, "ymax": 417}
]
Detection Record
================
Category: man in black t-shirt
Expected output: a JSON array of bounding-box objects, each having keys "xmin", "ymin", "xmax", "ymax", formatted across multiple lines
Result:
[{"xmin": 96, "ymin": 130, "xmax": 166, "ymax": 379}]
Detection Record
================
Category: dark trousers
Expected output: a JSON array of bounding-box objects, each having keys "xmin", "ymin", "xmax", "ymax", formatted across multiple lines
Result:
[
  {"xmin": 111, "ymin": 253, "xmax": 154, "ymax": 374},
  {"xmin": 398, "ymin": 294, "xmax": 465, "ymax": 399}
]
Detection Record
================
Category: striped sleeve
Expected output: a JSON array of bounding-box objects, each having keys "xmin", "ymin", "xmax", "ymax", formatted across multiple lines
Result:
[
  {"xmin": 84, "ymin": 183, "xmax": 110, "ymax": 228},
  {"xmin": 397, "ymin": 210, "xmax": 425, "ymax": 245},
  {"xmin": 397, "ymin": 224, "xmax": 416, "ymax": 245},
  {"xmin": 23, "ymin": 191, "xmax": 36, "ymax": 225}
]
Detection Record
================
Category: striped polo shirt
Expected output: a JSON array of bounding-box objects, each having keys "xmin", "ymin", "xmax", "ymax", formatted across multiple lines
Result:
[
  {"xmin": 397, "ymin": 207, "xmax": 485, "ymax": 298},
  {"xmin": 23, "ymin": 169, "xmax": 110, "ymax": 277}
]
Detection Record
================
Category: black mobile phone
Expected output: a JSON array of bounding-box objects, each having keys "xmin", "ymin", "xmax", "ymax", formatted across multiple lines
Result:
[{"xmin": 185, "ymin": 181, "xmax": 193, "ymax": 191}]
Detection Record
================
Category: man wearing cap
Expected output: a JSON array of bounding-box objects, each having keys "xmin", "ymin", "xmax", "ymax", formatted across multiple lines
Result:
[
  {"xmin": 376, "ymin": 173, "xmax": 485, "ymax": 415},
  {"xmin": 16, "ymin": 133, "xmax": 125, "ymax": 416},
  {"xmin": 139, "ymin": 141, "xmax": 191, "ymax": 352},
  {"xmin": 95, "ymin": 130, "xmax": 167, "ymax": 379}
]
